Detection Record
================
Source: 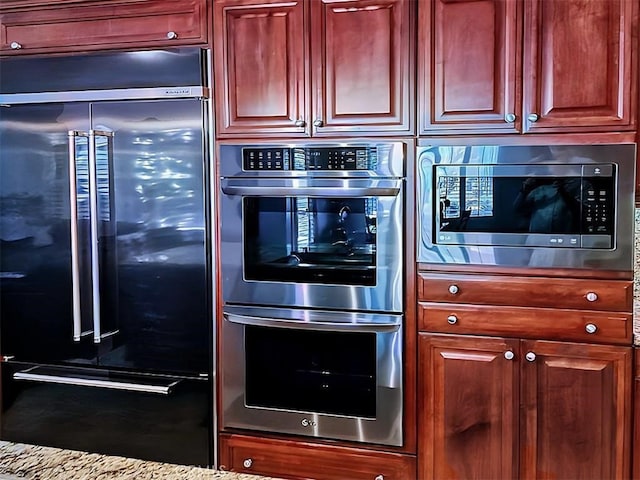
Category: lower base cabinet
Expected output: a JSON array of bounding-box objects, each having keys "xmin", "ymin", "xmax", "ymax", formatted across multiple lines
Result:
[
  {"xmin": 418, "ymin": 334, "xmax": 633, "ymax": 480},
  {"xmin": 218, "ymin": 433, "xmax": 416, "ymax": 480}
]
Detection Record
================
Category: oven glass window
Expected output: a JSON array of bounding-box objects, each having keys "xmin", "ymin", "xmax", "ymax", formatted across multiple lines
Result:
[
  {"xmin": 243, "ymin": 196, "xmax": 377, "ymax": 285},
  {"xmin": 245, "ymin": 325, "xmax": 376, "ymax": 418}
]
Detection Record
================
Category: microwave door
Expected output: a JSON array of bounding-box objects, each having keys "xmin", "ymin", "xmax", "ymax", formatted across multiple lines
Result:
[{"xmin": 0, "ymin": 102, "xmax": 99, "ymax": 366}]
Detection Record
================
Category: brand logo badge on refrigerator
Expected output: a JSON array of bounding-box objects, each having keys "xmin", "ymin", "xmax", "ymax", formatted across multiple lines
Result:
[
  {"xmin": 164, "ymin": 88, "xmax": 191, "ymax": 96},
  {"xmin": 301, "ymin": 418, "xmax": 317, "ymax": 428}
]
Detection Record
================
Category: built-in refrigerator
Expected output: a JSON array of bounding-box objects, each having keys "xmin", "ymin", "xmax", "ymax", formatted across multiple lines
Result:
[{"xmin": 0, "ymin": 48, "xmax": 214, "ymax": 466}]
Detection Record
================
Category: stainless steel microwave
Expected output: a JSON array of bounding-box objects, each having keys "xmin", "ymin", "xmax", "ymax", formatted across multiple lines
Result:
[{"xmin": 417, "ymin": 144, "xmax": 636, "ymax": 271}]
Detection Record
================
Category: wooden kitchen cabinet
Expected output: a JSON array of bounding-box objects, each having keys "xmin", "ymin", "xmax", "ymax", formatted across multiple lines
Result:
[
  {"xmin": 418, "ymin": 0, "xmax": 638, "ymax": 135},
  {"xmin": 214, "ymin": 0, "xmax": 414, "ymax": 138},
  {"xmin": 219, "ymin": 433, "xmax": 417, "ymax": 480},
  {"xmin": 418, "ymin": 333, "xmax": 633, "ymax": 480},
  {"xmin": 0, "ymin": 0, "xmax": 208, "ymax": 55},
  {"xmin": 633, "ymin": 349, "xmax": 640, "ymax": 480}
]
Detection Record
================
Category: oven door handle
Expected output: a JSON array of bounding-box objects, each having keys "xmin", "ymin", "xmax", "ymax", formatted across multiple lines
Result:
[
  {"xmin": 220, "ymin": 178, "xmax": 402, "ymax": 197},
  {"xmin": 224, "ymin": 312, "xmax": 401, "ymax": 333}
]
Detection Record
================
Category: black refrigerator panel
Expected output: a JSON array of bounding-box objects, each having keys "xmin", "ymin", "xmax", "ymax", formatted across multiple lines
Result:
[
  {"xmin": 90, "ymin": 99, "xmax": 209, "ymax": 376},
  {"xmin": 0, "ymin": 99, "xmax": 209, "ymax": 376},
  {"xmin": 1, "ymin": 362, "xmax": 211, "ymax": 466},
  {"xmin": 0, "ymin": 102, "xmax": 98, "ymax": 366}
]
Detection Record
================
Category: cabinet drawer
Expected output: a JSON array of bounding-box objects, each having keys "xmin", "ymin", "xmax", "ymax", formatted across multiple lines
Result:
[
  {"xmin": 418, "ymin": 302, "xmax": 632, "ymax": 345},
  {"xmin": 418, "ymin": 272, "xmax": 633, "ymax": 312},
  {"xmin": 0, "ymin": 0, "xmax": 207, "ymax": 54},
  {"xmin": 219, "ymin": 434, "xmax": 416, "ymax": 480}
]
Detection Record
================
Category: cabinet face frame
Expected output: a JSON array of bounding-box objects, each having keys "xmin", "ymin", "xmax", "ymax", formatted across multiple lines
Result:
[
  {"xmin": 418, "ymin": 0, "xmax": 521, "ymax": 135},
  {"xmin": 310, "ymin": 0, "xmax": 414, "ymax": 136},
  {"xmin": 0, "ymin": 0, "xmax": 208, "ymax": 55},
  {"xmin": 418, "ymin": 333, "xmax": 519, "ymax": 480},
  {"xmin": 213, "ymin": 0, "xmax": 310, "ymax": 137},
  {"xmin": 520, "ymin": 340, "xmax": 633, "ymax": 479},
  {"xmin": 522, "ymin": 0, "xmax": 638, "ymax": 133}
]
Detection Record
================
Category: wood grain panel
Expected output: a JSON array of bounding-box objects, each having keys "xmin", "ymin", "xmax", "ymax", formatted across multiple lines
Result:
[
  {"xmin": 523, "ymin": 0, "xmax": 637, "ymax": 132},
  {"xmin": 418, "ymin": 333, "xmax": 518, "ymax": 480},
  {"xmin": 418, "ymin": 272, "xmax": 634, "ymax": 312},
  {"xmin": 419, "ymin": 0, "xmax": 519, "ymax": 134},
  {"xmin": 213, "ymin": 0, "xmax": 308, "ymax": 137},
  {"xmin": 418, "ymin": 302, "xmax": 632, "ymax": 345},
  {"xmin": 520, "ymin": 340, "xmax": 632, "ymax": 479},
  {"xmin": 0, "ymin": 0, "xmax": 207, "ymax": 54},
  {"xmin": 219, "ymin": 433, "xmax": 417, "ymax": 480},
  {"xmin": 311, "ymin": 0, "xmax": 413, "ymax": 135}
]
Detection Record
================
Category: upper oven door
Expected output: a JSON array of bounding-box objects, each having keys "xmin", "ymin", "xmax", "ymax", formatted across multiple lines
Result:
[{"xmin": 220, "ymin": 177, "xmax": 404, "ymax": 312}]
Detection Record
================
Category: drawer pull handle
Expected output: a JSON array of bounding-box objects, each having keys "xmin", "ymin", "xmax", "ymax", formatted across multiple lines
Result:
[
  {"xmin": 243, "ymin": 458, "xmax": 253, "ymax": 469},
  {"xmin": 166, "ymin": 31, "xmax": 178, "ymax": 40},
  {"xmin": 447, "ymin": 315, "xmax": 458, "ymax": 325},
  {"xmin": 10, "ymin": 41, "xmax": 22, "ymax": 50},
  {"xmin": 525, "ymin": 352, "xmax": 536, "ymax": 362},
  {"xmin": 448, "ymin": 284, "xmax": 459, "ymax": 295},
  {"xmin": 585, "ymin": 323, "xmax": 597, "ymax": 334},
  {"xmin": 375, "ymin": 476, "xmax": 385, "ymax": 480},
  {"xmin": 504, "ymin": 351, "xmax": 515, "ymax": 360},
  {"xmin": 585, "ymin": 292, "xmax": 598, "ymax": 302}
]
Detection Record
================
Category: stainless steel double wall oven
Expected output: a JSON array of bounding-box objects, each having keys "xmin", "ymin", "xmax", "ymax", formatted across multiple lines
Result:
[{"xmin": 219, "ymin": 141, "xmax": 409, "ymax": 446}]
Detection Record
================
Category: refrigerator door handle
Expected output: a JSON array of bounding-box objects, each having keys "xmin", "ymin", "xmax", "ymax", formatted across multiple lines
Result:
[
  {"xmin": 87, "ymin": 130, "xmax": 114, "ymax": 343},
  {"xmin": 68, "ymin": 130, "xmax": 91, "ymax": 342},
  {"xmin": 13, "ymin": 367, "xmax": 181, "ymax": 395}
]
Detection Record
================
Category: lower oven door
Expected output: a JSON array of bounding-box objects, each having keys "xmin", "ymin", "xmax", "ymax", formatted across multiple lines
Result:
[{"xmin": 221, "ymin": 305, "xmax": 403, "ymax": 447}]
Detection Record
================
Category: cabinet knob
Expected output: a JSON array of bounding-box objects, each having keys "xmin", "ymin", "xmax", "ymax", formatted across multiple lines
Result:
[
  {"xmin": 527, "ymin": 113, "xmax": 539, "ymax": 122},
  {"xmin": 242, "ymin": 458, "xmax": 253, "ymax": 469},
  {"xmin": 585, "ymin": 323, "xmax": 598, "ymax": 334},
  {"xmin": 448, "ymin": 284, "xmax": 459, "ymax": 295},
  {"xmin": 10, "ymin": 41, "xmax": 22, "ymax": 50},
  {"xmin": 313, "ymin": 119, "xmax": 324, "ymax": 127},
  {"xmin": 585, "ymin": 291, "xmax": 598, "ymax": 302},
  {"xmin": 447, "ymin": 315, "xmax": 458, "ymax": 325},
  {"xmin": 294, "ymin": 119, "xmax": 306, "ymax": 127},
  {"xmin": 504, "ymin": 351, "xmax": 515, "ymax": 360},
  {"xmin": 166, "ymin": 31, "xmax": 178, "ymax": 40},
  {"xmin": 374, "ymin": 476, "xmax": 385, "ymax": 480},
  {"xmin": 505, "ymin": 113, "xmax": 516, "ymax": 123},
  {"xmin": 525, "ymin": 352, "xmax": 536, "ymax": 362}
]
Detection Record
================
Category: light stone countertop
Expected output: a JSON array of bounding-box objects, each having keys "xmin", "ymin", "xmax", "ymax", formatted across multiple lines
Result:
[{"xmin": 0, "ymin": 442, "xmax": 282, "ymax": 480}]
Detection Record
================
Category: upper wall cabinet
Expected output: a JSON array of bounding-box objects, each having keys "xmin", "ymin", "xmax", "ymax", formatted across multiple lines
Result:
[
  {"xmin": 0, "ymin": 0, "xmax": 208, "ymax": 55},
  {"xmin": 419, "ymin": 0, "xmax": 638, "ymax": 135},
  {"xmin": 214, "ymin": 0, "xmax": 414, "ymax": 138}
]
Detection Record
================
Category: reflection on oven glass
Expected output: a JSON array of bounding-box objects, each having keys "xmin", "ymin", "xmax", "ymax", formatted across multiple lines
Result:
[{"xmin": 243, "ymin": 196, "xmax": 378, "ymax": 286}]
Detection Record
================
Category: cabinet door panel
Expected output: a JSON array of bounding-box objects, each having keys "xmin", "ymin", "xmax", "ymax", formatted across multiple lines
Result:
[
  {"xmin": 418, "ymin": 334, "xmax": 518, "ymax": 480},
  {"xmin": 419, "ymin": 0, "xmax": 519, "ymax": 134},
  {"xmin": 0, "ymin": 0, "xmax": 207, "ymax": 55},
  {"xmin": 523, "ymin": 0, "xmax": 637, "ymax": 132},
  {"xmin": 214, "ymin": 0, "xmax": 308, "ymax": 137},
  {"xmin": 311, "ymin": 0, "xmax": 413, "ymax": 135},
  {"xmin": 520, "ymin": 340, "xmax": 632, "ymax": 479}
]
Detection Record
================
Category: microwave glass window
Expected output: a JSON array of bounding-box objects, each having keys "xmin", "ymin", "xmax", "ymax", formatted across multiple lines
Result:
[
  {"xmin": 436, "ymin": 171, "xmax": 614, "ymax": 237},
  {"xmin": 244, "ymin": 325, "xmax": 377, "ymax": 418},
  {"xmin": 243, "ymin": 196, "xmax": 377, "ymax": 286}
]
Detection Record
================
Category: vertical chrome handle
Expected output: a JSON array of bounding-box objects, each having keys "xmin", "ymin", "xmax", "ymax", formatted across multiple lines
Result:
[
  {"xmin": 87, "ymin": 131, "xmax": 102, "ymax": 343},
  {"xmin": 68, "ymin": 131, "xmax": 85, "ymax": 342}
]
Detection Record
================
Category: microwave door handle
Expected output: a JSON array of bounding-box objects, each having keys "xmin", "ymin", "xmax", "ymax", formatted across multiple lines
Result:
[
  {"xmin": 68, "ymin": 131, "xmax": 90, "ymax": 342},
  {"xmin": 224, "ymin": 312, "xmax": 401, "ymax": 333}
]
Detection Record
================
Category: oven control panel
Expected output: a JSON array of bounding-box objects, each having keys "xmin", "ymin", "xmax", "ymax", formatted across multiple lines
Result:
[{"xmin": 243, "ymin": 147, "xmax": 376, "ymax": 171}]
